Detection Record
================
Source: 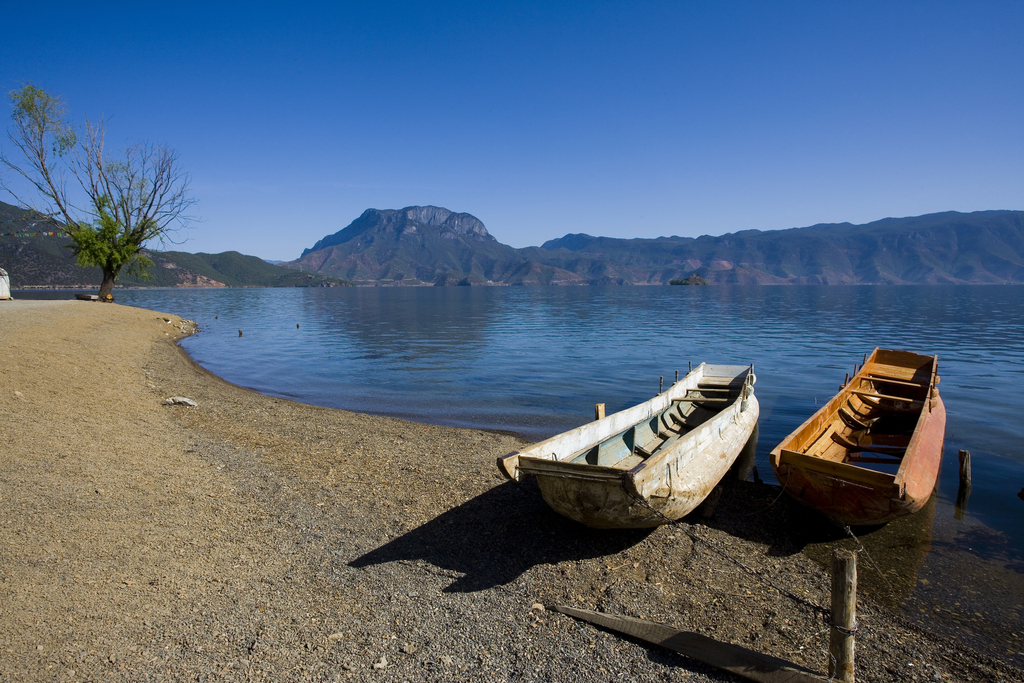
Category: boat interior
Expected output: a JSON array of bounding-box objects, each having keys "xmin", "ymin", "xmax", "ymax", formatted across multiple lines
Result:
[
  {"xmin": 567, "ymin": 375, "xmax": 748, "ymax": 471},
  {"xmin": 785, "ymin": 349, "xmax": 937, "ymax": 476}
]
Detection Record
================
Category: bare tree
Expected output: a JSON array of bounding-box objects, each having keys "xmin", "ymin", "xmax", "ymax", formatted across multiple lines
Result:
[{"xmin": 1, "ymin": 84, "xmax": 195, "ymax": 299}]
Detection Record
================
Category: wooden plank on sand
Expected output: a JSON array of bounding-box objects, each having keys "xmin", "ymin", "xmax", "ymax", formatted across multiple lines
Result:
[{"xmin": 552, "ymin": 605, "xmax": 825, "ymax": 683}]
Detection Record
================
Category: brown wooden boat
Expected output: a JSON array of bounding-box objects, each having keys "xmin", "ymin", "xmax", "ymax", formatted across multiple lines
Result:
[{"xmin": 770, "ymin": 348, "xmax": 945, "ymax": 526}]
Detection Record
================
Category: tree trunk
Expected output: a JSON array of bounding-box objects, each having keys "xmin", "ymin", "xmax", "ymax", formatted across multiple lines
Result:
[{"xmin": 97, "ymin": 268, "xmax": 119, "ymax": 301}]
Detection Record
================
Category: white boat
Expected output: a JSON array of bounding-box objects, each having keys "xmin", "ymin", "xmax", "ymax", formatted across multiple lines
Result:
[{"xmin": 497, "ymin": 364, "xmax": 758, "ymax": 528}]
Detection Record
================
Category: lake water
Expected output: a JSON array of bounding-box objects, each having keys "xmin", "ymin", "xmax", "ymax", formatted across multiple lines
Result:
[{"xmin": 18, "ymin": 284, "xmax": 1024, "ymax": 657}]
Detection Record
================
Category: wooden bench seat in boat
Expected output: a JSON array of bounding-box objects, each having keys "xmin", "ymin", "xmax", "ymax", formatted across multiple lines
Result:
[
  {"xmin": 612, "ymin": 454, "xmax": 646, "ymax": 470},
  {"xmin": 570, "ymin": 426, "xmax": 638, "ymax": 468},
  {"xmin": 846, "ymin": 454, "xmax": 904, "ymax": 465},
  {"xmin": 838, "ymin": 406, "xmax": 870, "ymax": 430},
  {"xmin": 806, "ymin": 424, "xmax": 842, "ymax": 459},
  {"xmin": 778, "ymin": 449, "xmax": 901, "ymax": 496},
  {"xmin": 865, "ymin": 374, "xmax": 930, "ymax": 388},
  {"xmin": 849, "ymin": 389, "xmax": 924, "ymax": 405},
  {"xmin": 867, "ymin": 362, "xmax": 919, "ymax": 382},
  {"xmin": 830, "ymin": 431, "xmax": 909, "ymax": 455},
  {"xmin": 568, "ymin": 390, "xmax": 733, "ymax": 470},
  {"xmin": 570, "ymin": 405, "xmax": 685, "ymax": 469}
]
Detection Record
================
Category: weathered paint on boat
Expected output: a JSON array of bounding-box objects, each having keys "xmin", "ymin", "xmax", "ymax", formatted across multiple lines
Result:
[
  {"xmin": 497, "ymin": 364, "xmax": 759, "ymax": 529},
  {"xmin": 770, "ymin": 348, "xmax": 945, "ymax": 526}
]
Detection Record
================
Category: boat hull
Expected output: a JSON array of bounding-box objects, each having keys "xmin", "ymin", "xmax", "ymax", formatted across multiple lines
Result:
[
  {"xmin": 535, "ymin": 400, "xmax": 759, "ymax": 528},
  {"xmin": 498, "ymin": 364, "xmax": 759, "ymax": 529},
  {"xmin": 770, "ymin": 349, "xmax": 945, "ymax": 526}
]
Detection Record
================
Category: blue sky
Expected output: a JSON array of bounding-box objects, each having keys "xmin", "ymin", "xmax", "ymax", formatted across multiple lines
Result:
[{"xmin": 1, "ymin": 1, "xmax": 1021, "ymax": 259}]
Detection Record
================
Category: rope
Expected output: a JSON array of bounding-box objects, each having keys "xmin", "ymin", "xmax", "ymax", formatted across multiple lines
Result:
[
  {"xmin": 831, "ymin": 621, "xmax": 859, "ymax": 636},
  {"xmin": 835, "ymin": 522, "xmax": 898, "ymax": 599},
  {"xmin": 687, "ymin": 524, "xmax": 831, "ymax": 619}
]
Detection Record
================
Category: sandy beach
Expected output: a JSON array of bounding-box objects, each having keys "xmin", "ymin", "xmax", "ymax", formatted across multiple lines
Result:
[{"xmin": 0, "ymin": 300, "xmax": 1018, "ymax": 682}]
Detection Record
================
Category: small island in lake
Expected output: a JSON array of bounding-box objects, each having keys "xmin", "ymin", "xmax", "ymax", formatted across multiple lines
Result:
[{"xmin": 669, "ymin": 273, "xmax": 708, "ymax": 285}]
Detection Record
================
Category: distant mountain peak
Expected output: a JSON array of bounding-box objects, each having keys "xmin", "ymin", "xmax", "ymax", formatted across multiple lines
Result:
[
  {"xmin": 540, "ymin": 233, "xmax": 596, "ymax": 251},
  {"xmin": 400, "ymin": 206, "xmax": 484, "ymax": 233},
  {"xmin": 301, "ymin": 206, "xmax": 493, "ymax": 257}
]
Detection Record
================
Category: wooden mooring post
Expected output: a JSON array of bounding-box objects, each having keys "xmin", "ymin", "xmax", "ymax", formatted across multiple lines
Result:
[
  {"xmin": 955, "ymin": 449, "xmax": 972, "ymax": 520},
  {"xmin": 828, "ymin": 549, "xmax": 857, "ymax": 683},
  {"xmin": 595, "ymin": 403, "xmax": 605, "ymax": 421}
]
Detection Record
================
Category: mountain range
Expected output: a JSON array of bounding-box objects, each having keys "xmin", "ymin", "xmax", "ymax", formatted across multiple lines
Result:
[
  {"xmin": 3, "ymin": 199, "xmax": 1024, "ymax": 287},
  {"xmin": 284, "ymin": 205, "xmax": 1024, "ymax": 285}
]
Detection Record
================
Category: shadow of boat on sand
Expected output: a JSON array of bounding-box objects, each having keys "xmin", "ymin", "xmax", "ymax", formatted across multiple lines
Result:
[{"xmin": 349, "ymin": 478, "xmax": 653, "ymax": 593}]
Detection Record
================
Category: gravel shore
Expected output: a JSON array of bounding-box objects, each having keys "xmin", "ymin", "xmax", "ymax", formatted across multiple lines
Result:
[{"xmin": 0, "ymin": 300, "xmax": 1019, "ymax": 682}]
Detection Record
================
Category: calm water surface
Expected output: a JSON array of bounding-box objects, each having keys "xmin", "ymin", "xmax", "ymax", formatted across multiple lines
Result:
[{"xmin": 22, "ymin": 285, "xmax": 1024, "ymax": 657}]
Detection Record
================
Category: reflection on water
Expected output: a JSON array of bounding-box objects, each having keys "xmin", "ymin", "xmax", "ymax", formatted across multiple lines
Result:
[
  {"xmin": 20, "ymin": 284, "xmax": 1024, "ymax": 659},
  {"xmin": 893, "ymin": 502, "xmax": 1024, "ymax": 659},
  {"xmin": 731, "ymin": 423, "xmax": 759, "ymax": 483},
  {"xmin": 801, "ymin": 492, "xmax": 938, "ymax": 608}
]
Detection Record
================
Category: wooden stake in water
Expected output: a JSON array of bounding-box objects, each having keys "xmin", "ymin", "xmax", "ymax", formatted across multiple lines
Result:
[
  {"xmin": 595, "ymin": 403, "xmax": 605, "ymax": 421},
  {"xmin": 829, "ymin": 549, "xmax": 857, "ymax": 683},
  {"xmin": 659, "ymin": 376, "xmax": 664, "ymax": 393},
  {"xmin": 955, "ymin": 449, "xmax": 972, "ymax": 520}
]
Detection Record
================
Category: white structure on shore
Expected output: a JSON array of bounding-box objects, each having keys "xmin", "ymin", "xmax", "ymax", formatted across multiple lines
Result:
[{"xmin": 0, "ymin": 268, "xmax": 10, "ymax": 300}]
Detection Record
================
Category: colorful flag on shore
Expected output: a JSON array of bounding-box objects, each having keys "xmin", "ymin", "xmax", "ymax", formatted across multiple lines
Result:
[{"xmin": 1, "ymin": 218, "xmax": 67, "ymax": 237}]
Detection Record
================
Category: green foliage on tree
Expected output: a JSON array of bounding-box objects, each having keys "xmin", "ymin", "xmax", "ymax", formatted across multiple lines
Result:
[
  {"xmin": 1, "ymin": 84, "xmax": 194, "ymax": 299},
  {"xmin": 70, "ymin": 195, "xmax": 155, "ymax": 282}
]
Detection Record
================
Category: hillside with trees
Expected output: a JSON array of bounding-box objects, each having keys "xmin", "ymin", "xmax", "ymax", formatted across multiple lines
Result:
[{"xmin": 0, "ymin": 201, "xmax": 347, "ymax": 289}]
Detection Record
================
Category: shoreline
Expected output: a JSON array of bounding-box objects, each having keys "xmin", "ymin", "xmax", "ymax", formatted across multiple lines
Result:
[{"xmin": 0, "ymin": 300, "xmax": 1019, "ymax": 681}]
